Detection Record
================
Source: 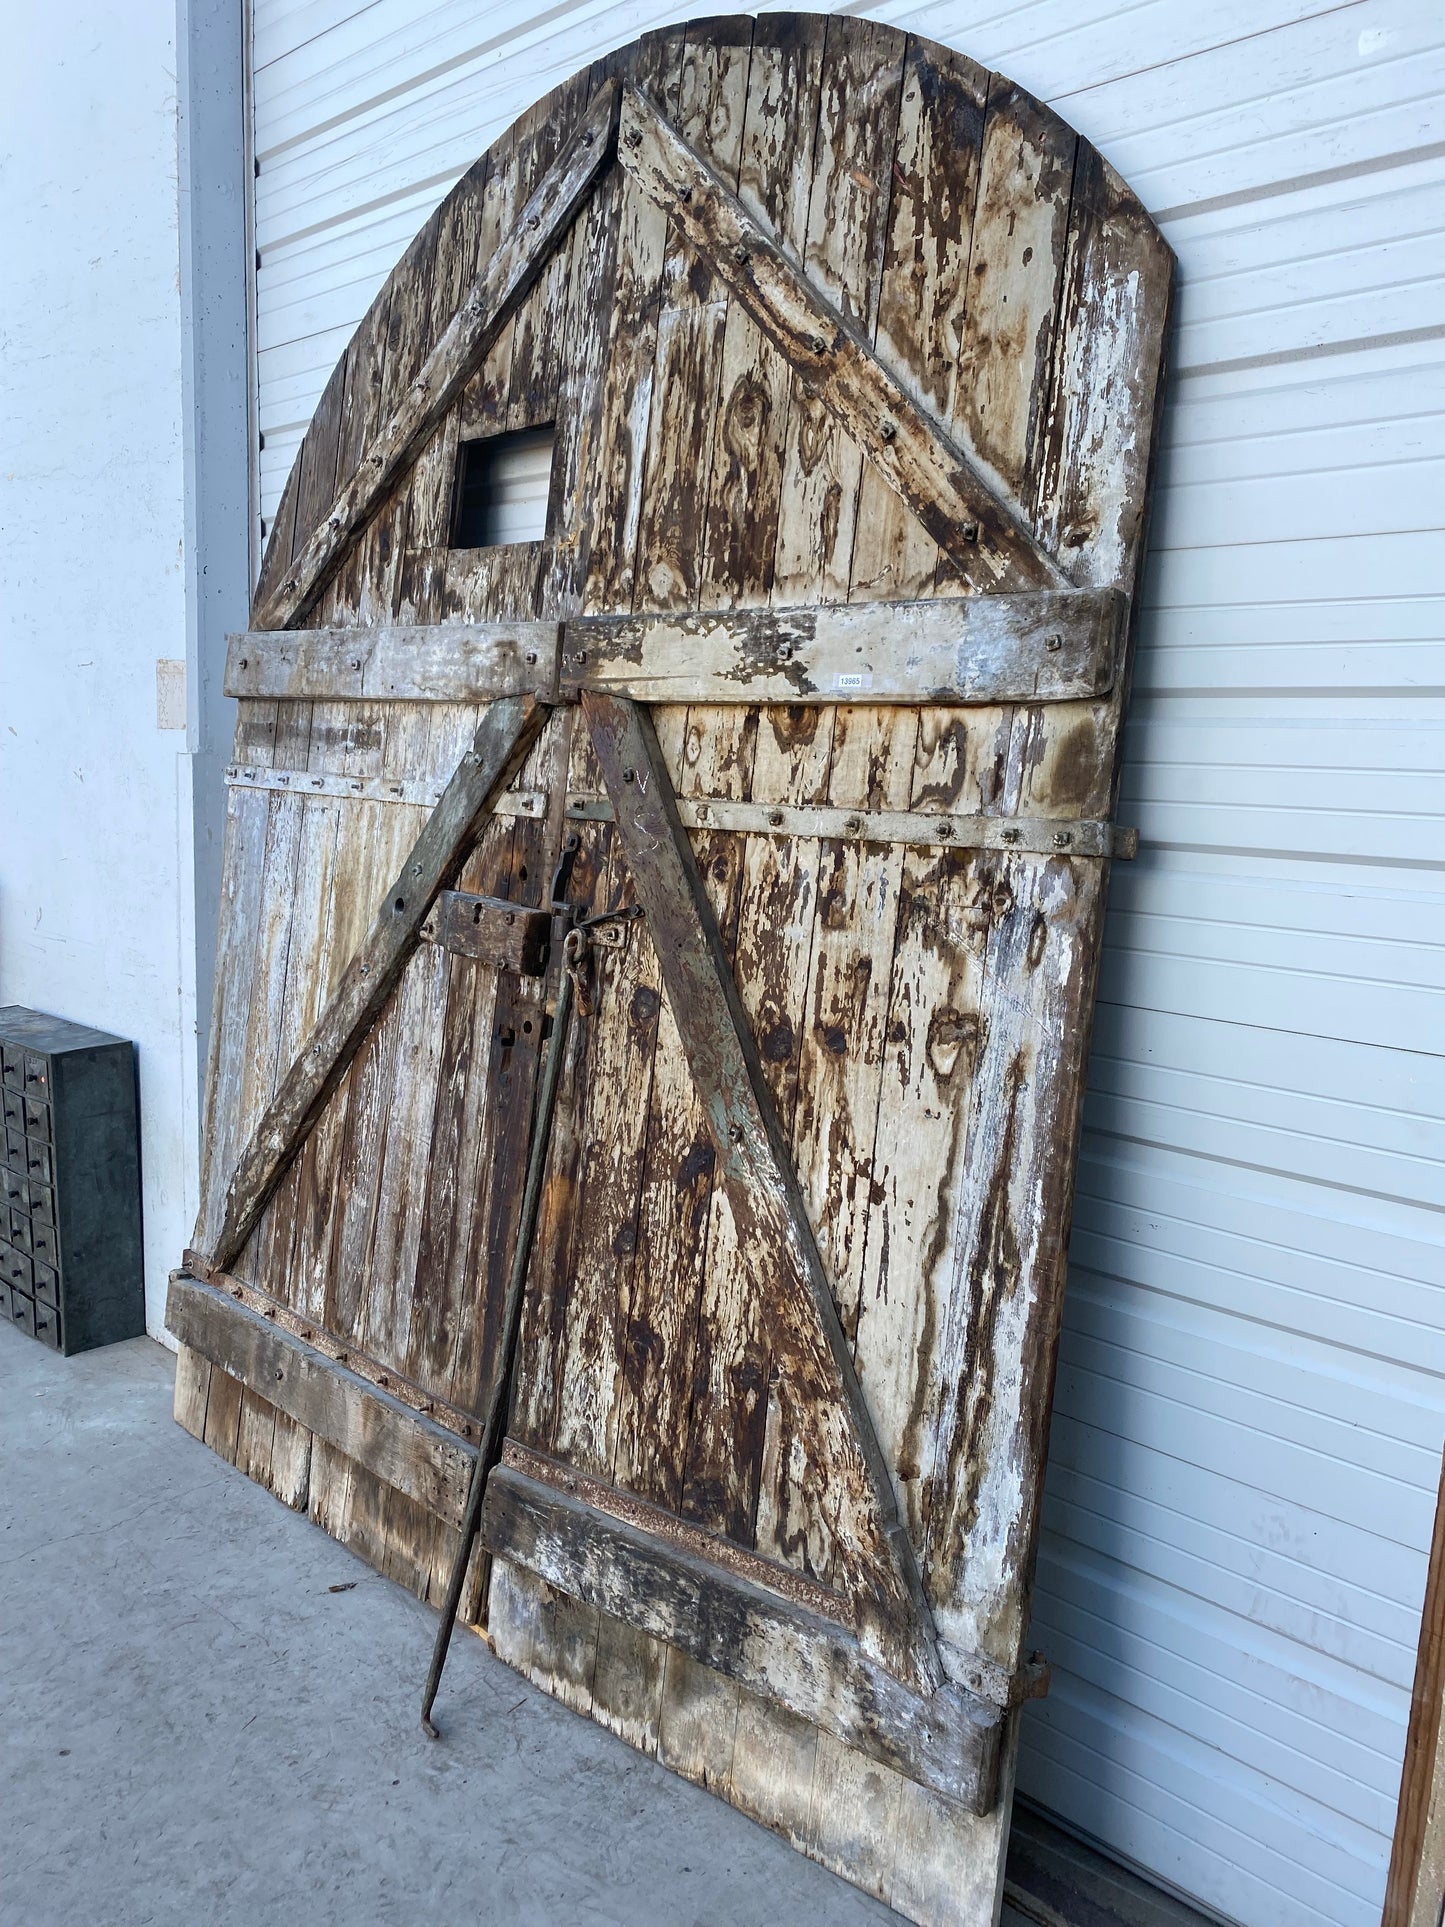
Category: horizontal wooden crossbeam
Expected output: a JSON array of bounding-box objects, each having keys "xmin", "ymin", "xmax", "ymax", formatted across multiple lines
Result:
[
  {"xmin": 167, "ymin": 1273, "xmax": 474, "ymax": 1520},
  {"xmin": 561, "ymin": 590, "xmax": 1120, "ymax": 703},
  {"xmin": 168, "ymin": 1273, "xmax": 1012, "ymax": 1810},
  {"xmin": 483, "ymin": 1458, "xmax": 1005, "ymax": 1814},
  {"xmin": 616, "ymin": 85, "xmax": 1069, "ymax": 594},
  {"xmin": 225, "ymin": 622, "xmax": 560, "ymax": 701},
  {"xmin": 227, "ymin": 589, "xmax": 1119, "ymax": 705},
  {"xmin": 252, "ymin": 81, "xmax": 621, "ymax": 631},
  {"xmin": 206, "ymin": 695, "xmax": 546, "ymax": 1276}
]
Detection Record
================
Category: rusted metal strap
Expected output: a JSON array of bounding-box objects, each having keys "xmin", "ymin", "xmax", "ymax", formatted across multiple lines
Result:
[
  {"xmin": 224, "ymin": 766, "xmax": 549, "ymax": 816},
  {"xmin": 564, "ymin": 793, "xmax": 1139, "ymax": 859},
  {"xmin": 223, "ymin": 767, "xmax": 1137, "ymax": 859}
]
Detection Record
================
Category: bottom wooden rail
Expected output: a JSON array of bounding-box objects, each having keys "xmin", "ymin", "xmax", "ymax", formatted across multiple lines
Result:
[
  {"xmin": 167, "ymin": 1270, "xmax": 1006, "ymax": 1813},
  {"xmin": 483, "ymin": 1459, "xmax": 1004, "ymax": 1814},
  {"xmin": 166, "ymin": 1272, "xmax": 473, "ymax": 1522}
]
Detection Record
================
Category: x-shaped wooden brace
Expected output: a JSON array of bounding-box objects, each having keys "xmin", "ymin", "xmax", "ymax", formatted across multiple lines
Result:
[
  {"xmin": 254, "ymin": 79, "xmax": 1065, "ymax": 636},
  {"xmin": 208, "ymin": 74, "xmax": 1095, "ymax": 1735},
  {"xmin": 203, "ymin": 685, "xmax": 944, "ymax": 1697}
]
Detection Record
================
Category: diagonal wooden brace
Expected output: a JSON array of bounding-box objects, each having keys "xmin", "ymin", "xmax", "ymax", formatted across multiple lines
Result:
[
  {"xmin": 616, "ymin": 84, "xmax": 1069, "ymax": 596},
  {"xmin": 582, "ymin": 690, "xmax": 945, "ymax": 1699},
  {"xmin": 254, "ymin": 80, "xmax": 622, "ymax": 631},
  {"xmin": 205, "ymin": 694, "xmax": 547, "ymax": 1276}
]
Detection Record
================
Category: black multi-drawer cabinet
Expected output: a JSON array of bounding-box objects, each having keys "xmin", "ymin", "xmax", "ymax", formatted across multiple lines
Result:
[{"xmin": 0, "ymin": 1007, "xmax": 144, "ymax": 1354}]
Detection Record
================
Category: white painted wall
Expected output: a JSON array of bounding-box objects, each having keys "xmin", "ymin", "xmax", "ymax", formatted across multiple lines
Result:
[{"xmin": 0, "ymin": 3, "xmax": 199, "ymax": 1334}]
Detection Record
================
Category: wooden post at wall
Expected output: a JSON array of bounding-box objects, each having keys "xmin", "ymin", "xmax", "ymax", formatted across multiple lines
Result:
[{"xmin": 1385, "ymin": 1444, "xmax": 1445, "ymax": 1926}]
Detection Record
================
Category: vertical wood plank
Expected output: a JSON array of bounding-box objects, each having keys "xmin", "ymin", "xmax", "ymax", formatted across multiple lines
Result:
[
  {"xmin": 632, "ymin": 21, "xmax": 753, "ymax": 612},
  {"xmin": 173, "ymin": 1343, "xmax": 212, "ymax": 1441},
  {"xmin": 699, "ymin": 15, "xmax": 825, "ymax": 609},
  {"xmin": 771, "ymin": 17, "xmax": 905, "ymax": 603},
  {"xmin": 850, "ymin": 39, "xmax": 987, "ymax": 603},
  {"xmin": 581, "ymin": 28, "xmax": 687, "ymax": 613},
  {"xmin": 755, "ymin": 705, "xmax": 916, "ymax": 1583},
  {"xmin": 678, "ymin": 704, "xmax": 834, "ymax": 1547}
]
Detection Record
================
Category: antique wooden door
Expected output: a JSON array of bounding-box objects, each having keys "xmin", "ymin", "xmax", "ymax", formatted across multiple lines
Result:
[{"xmin": 169, "ymin": 18, "xmax": 1172, "ymax": 1923}]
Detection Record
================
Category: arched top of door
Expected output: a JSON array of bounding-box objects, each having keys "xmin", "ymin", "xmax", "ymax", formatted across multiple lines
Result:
[{"xmin": 250, "ymin": 12, "xmax": 1172, "ymax": 685}]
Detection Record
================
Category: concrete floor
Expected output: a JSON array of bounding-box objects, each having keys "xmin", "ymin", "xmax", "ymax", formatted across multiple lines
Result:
[{"xmin": 1, "ymin": 1324, "xmax": 1034, "ymax": 1927}]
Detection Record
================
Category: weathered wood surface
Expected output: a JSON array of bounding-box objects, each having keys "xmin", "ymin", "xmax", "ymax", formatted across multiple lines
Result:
[
  {"xmin": 168, "ymin": 1272, "xmax": 473, "ymax": 1522},
  {"xmin": 560, "ymin": 590, "xmax": 1121, "ymax": 704},
  {"xmin": 616, "ymin": 85, "xmax": 1067, "ymax": 595},
  {"xmin": 252, "ymin": 81, "xmax": 621, "ymax": 632},
  {"xmin": 483, "ymin": 1458, "xmax": 1003, "ymax": 1811},
  {"xmin": 583, "ymin": 689, "xmax": 942, "ymax": 1698},
  {"xmin": 227, "ymin": 589, "xmax": 1120, "ymax": 707},
  {"xmin": 204, "ymin": 695, "xmax": 544, "ymax": 1273},
  {"xmin": 185, "ymin": 18, "xmax": 1173, "ymax": 1925},
  {"xmin": 226, "ymin": 623, "xmax": 559, "ymax": 701}
]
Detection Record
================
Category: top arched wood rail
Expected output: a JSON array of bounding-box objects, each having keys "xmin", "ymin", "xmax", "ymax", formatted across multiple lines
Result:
[{"xmin": 251, "ymin": 14, "xmax": 1171, "ymax": 648}]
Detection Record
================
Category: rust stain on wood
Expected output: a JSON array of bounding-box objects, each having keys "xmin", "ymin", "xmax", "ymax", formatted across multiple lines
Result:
[{"xmin": 193, "ymin": 19, "xmax": 1172, "ymax": 1925}]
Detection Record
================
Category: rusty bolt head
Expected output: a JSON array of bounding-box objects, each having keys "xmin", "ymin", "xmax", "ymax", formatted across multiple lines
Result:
[
  {"xmin": 729, "ymin": 1123, "xmax": 745, "ymax": 1145},
  {"xmin": 623, "ymin": 767, "xmax": 636, "ymax": 783},
  {"xmin": 1053, "ymin": 832, "xmax": 1073, "ymax": 849},
  {"xmin": 525, "ymin": 650, "xmax": 537, "ymax": 664},
  {"xmin": 962, "ymin": 522, "xmax": 980, "ymax": 544},
  {"xmin": 733, "ymin": 243, "xmax": 749, "ymax": 263},
  {"xmin": 574, "ymin": 649, "xmax": 587, "ymax": 666},
  {"xmin": 844, "ymin": 815, "xmax": 863, "ymax": 835},
  {"xmin": 626, "ymin": 126, "xmax": 643, "ymax": 148},
  {"xmin": 1045, "ymin": 633, "xmax": 1062, "ymax": 652},
  {"xmin": 810, "ymin": 334, "xmax": 827, "ymax": 354},
  {"xmin": 768, "ymin": 809, "xmax": 784, "ymax": 828},
  {"xmin": 880, "ymin": 421, "xmax": 897, "ymax": 443}
]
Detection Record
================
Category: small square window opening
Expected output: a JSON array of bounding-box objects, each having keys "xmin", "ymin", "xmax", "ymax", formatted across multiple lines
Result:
[{"xmin": 451, "ymin": 425, "xmax": 556, "ymax": 548}]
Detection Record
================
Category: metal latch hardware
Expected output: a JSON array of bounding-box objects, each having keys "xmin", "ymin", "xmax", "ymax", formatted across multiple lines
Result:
[{"xmin": 422, "ymin": 892, "xmax": 552, "ymax": 974}]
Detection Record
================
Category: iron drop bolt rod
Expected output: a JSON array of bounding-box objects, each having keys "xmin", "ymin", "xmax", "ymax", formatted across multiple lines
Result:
[{"xmin": 420, "ymin": 962, "xmax": 576, "ymax": 1737}]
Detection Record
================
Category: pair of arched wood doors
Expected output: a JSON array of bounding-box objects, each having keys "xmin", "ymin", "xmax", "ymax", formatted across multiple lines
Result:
[{"xmin": 169, "ymin": 16, "xmax": 1171, "ymax": 1922}]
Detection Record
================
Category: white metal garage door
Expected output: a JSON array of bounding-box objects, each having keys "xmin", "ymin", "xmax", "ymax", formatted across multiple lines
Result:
[{"xmin": 247, "ymin": 5, "xmax": 1445, "ymax": 1922}]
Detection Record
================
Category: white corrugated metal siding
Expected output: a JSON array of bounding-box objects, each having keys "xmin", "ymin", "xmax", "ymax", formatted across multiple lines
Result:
[{"xmin": 248, "ymin": 5, "xmax": 1445, "ymax": 1922}]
